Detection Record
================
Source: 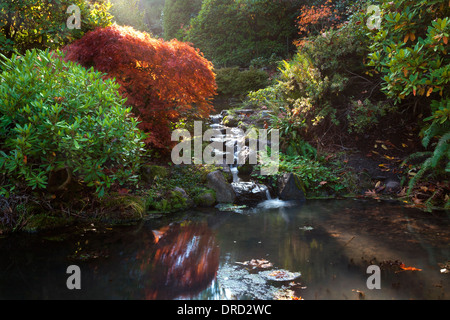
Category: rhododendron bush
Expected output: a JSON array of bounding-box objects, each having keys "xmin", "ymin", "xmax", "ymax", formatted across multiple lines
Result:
[{"xmin": 63, "ymin": 25, "xmax": 217, "ymax": 150}]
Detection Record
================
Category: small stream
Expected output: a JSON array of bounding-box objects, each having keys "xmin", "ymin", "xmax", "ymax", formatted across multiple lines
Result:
[
  {"xmin": 0, "ymin": 199, "xmax": 449, "ymax": 299},
  {"xmin": 209, "ymin": 110, "xmax": 273, "ymax": 203}
]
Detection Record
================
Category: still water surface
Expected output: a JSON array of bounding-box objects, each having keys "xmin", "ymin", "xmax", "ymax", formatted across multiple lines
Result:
[{"xmin": 0, "ymin": 199, "xmax": 449, "ymax": 300}]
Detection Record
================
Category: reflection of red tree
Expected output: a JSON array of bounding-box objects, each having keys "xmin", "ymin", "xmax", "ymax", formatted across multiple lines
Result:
[{"xmin": 141, "ymin": 222, "xmax": 220, "ymax": 299}]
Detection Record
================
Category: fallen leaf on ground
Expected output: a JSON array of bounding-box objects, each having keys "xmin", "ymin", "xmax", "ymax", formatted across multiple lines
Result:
[
  {"xmin": 397, "ymin": 187, "xmax": 407, "ymax": 197},
  {"xmin": 365, "ymin": 189, "xmax": 378, "ymax": 197}
]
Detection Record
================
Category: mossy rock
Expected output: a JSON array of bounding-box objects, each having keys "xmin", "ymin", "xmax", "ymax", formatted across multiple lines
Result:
[
  {"xmin": 238, "ymin": 163, "xmax": 253, "ymax": 175},
  {"xmin": 23, "ymin": 214, "xmax": 73, "ymax": 233},
  {"xmin": 194, "ymin": 189, "xmax": 216, "ymax": 207},
  {"xmin": 100, "ymin": 194, "xmax": 147, "ymax": 220},
  {"xmin": 149, "ymin": 187, "xmax": 192, "ymax": 213},
  {"xmin": 141, "ymin": 164, "xmax": 169, "ymax": 183},
  {"xmin": 222, "ymin": 115, "xmax": 239, "ymax": 127}
]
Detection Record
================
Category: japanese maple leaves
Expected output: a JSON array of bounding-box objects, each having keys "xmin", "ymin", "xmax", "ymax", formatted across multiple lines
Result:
[{"xmin": 64, "ymin": 25, "xmax": 217, "ymax": 149}]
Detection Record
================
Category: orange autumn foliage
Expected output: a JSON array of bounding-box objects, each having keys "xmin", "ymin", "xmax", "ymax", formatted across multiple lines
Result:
[
  {"xmin": 63, "ymin": 24, "xmax": 217, "ymax": 150},
  {"xmin": 295, "ymin": 0, "xmax": 343, "ymax": 46}
]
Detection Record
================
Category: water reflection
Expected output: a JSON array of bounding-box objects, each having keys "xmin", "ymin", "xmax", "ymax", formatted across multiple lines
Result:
[
  {"xmin": 214, "ymin": 199, "xmax": 450, "ymax": 299},
  {"xmin": 141, "ymin": 222, "xmax": 220, "ymax": 299},
  {"xmin": 0, "ymin": 199, "xmax": 448, "ymax": 300}
]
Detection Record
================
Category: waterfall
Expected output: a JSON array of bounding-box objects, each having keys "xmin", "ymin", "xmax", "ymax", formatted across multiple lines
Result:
[
  {"xmin": 209, "ymin": 111, "xmax": 273, "ymax": 204},
  {"xmin": 265, "ymin": 189, "xmax": 272, "ymax": 200},
  {"xmin": 230, "ymin": 166, "xmax": 239, "ymax": 183}
]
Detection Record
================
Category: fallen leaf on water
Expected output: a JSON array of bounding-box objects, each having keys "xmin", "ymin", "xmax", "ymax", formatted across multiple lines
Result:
[
  {"xmin": 399, "ymin": 263, "xmax": 422, "ymax": 271},
  {"xmin": 236, "ymin": 258, "xmax": 273, "ymax": 269},
  {"xmin": 260, "ymin": 269, "xmax": 301, "ymax": 281},
  {"xmin": 152, "ymin": 225, "xmax": 171, "ymax": 243},
  {"xmin": 352, "ymin": 289, "xmax": 365, "ymax": 300},
  {"xmin": 274, "ymin": 288, "xmax": 304, "ymax": 300},
  {"xmin": 438, "ymin": 261, "xmax": 450, "ymax": 273}
]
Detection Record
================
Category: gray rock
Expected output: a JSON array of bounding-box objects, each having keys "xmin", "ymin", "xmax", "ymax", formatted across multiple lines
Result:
[
  {"xmin": 207, "ymin": 170, "xmax": 236, "ymax": 203},
  {"xmin": 385, "ymin": 180, "xmax": 401, "ymax": 193},
  {"xmin": 172, "ymin": 187, "xmax": 194, "ymax": 208},
  {"xmin": 232, "ymin": 181, "xmax": 269, "ymax": 204},
  {"xmin": 277, "ymin": 173, "xmax": 305, "ymax": 201}
]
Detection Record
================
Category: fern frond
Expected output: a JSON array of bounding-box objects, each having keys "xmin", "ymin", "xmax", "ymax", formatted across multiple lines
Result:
[
  {"xmin": 430, "ymin": 131, "xmax": 450, "ymax": 168},
  {"xmin": 401, "ymin": 151, "xmax": 432, "ymax": 167},
  {"xmin": 407, "ymin": 157, "xmax": 432, "ymax": 196},
  {"xmin": 422, "ymin": 120, "xmax": 442, "ymax": 148}
]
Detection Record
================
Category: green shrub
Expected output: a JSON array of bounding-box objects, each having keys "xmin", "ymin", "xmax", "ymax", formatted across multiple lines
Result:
[
  {"xmin": 0, "ymin": 0, "xmax": 113, "ymax": 57},
  {"xmin": 403, "ymin": 99, "xmax": 450, "ymax": 194},
  {"xmin": 278, "ymin": 154, "xmax": 343, "ymax": 195},
  {"xmin": 215, "ymin": 67, "xmax": 269, "ymax": 97},
  {"xmin": 366, "ymin": 0, "xmax": 450, "ymax": 103},
  {"xmin": 253, "ymin": 153, "xmax": 344, "ymax": 196},
  {"xmin": 366, "ymin": 0, "xmax": 450, "ymax": 194},
  {"xmin": 248, "ymin": 52, "xmax": 340, "ymax": 140},
  {"xmin": 249, "ymin": 54, "xmax": 282, "ymax": 70},
  {"xmin": 0, "ymin": 49, "xmax": 145, "ymax": 197},
  {"xmin": 347, "ymin": 98, "xmax": 395, "ymax": 133},
  {"xmin": 185, "ymin": 0, "xmax": 301, "ymax": 67},
  {"xmin": 247, "ymin": 10, "xmax": 386, "ymax": 142}
]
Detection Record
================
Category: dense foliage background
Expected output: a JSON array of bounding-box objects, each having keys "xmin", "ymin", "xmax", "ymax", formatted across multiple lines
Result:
[{"xmin": 0, "ymin": 0, "xmax": 448, "ymax": 215}]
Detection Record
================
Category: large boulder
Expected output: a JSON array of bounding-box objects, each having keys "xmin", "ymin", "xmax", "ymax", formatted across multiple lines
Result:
[
  {"xmin": 207, "ymin": 170, "xmax": 236, "ymax": 203},
  {"xmin": 232, "ymin": 181, "xmax": 270, "ymax": 204},
  {"xmin": 277, "ymin": 173, "xmax": 305, "ymax": 201}
]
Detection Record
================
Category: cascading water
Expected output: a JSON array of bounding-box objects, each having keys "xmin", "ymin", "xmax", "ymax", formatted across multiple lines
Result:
[{"xmin": 209, "ymin": 111, "xmax": 271, "ymax": 203}]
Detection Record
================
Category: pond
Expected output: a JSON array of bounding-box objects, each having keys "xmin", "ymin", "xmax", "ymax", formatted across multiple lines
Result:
[{"xmin": 0, "ymin": 199, "xmax": 449, "ymax": 300}]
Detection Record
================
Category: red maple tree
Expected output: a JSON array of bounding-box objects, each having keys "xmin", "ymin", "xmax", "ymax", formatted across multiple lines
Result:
[{"xmin": 63, "ymin": 24, "xmax": 217, "ymax": 150}]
